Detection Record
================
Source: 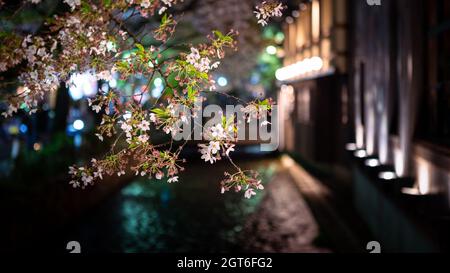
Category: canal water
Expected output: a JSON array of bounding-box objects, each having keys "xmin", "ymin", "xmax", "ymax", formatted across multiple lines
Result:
[{"xmin": 58, "ymin": 154, "xmax": 330, "ymax": 253}]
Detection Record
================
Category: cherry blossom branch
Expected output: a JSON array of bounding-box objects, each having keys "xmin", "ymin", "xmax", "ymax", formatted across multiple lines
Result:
[{"xmin": 0, "ymin": 0, "xmax": 282, "ymax": 199}]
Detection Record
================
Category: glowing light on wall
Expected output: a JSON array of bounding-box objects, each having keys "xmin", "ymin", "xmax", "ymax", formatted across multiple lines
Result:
[
  {"xmin": 378, "ymin": 121, "xmax": 389, "ymax": 164},
  {"xmin": 378, "ymin": 88, "xmax": 389, "ymax": 164},
  {"xmin": 416, "ymin": 158, "xmax": 431, "ymax": 195},
  {"xmin": 401, "ymin": 187, "xmax": 422, "ymax": 196},
  {"xmin": 356, "ymin": 125, "xmax": 365, "ymax": 149},
  {"xmin": 365, "ymin": 88, "xmax": 376, "ymax": 156},
  {"xmin": 276, "ymin": 57, "xmax": 324, "ymax": 82},
  {"xmin": 280, "ymin": 85, "xmax": 295, "ymax": 117},
  {"xmin": 394, "ymin": 148, "xmax": 405, "ymax": 177},
  {"xmin": 278, "ymin": 85, "xmax": 295, "ymax": 150},
  {"xmin": 345, "ymin": 143, "xmax": 358, "ymax": 151},
  {"xmin": 312, "ymin": 0, "xmax": 320, "ymax": 40},
  {"xmin": 354, "ymin": 67, "xmax": 365, "ymax": 150}
]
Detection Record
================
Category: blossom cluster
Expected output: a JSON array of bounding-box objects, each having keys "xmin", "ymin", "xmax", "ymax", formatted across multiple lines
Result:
[
  {"xmin": 241, "ymin": 98, "xmax": 274, "ymax": 124},
  {"xmin": 69, "ymin": 158, "xmax": 103, "ymax": 189},
  {"xmin": 69, "ymin": 143, "xmax": 184, "ymax": 189},
  {"xmin": 186, "ymin": 47, "xmax": 220, "ymax": 73},
  {"xmin": 254, "ymin": 1, "xmax": 285, "ymax": 26},
  {"xmin": 1, "ymin": 3, "xmax": 121, "ymax": 117},
  {"xmin": 130, "ymin": 0, "xmax": 181, "ymax": 17},
  {"xmin": 2, "ymin": 35, "xmax": 61, "ymax": 117},
  {"xmin": 221, "ymin": 170, "xmax": 265, "ymax": 199},
  {"xmin": 198, "ymin": 115, "xmax": 237, "ymax": 164},
  {"xmin": 0, "ymin": 34, "xmax": 24, "ymax": 73},
  {"xmin": 151, "ymin": 102, "xmax": 191, "ymax": 136}
]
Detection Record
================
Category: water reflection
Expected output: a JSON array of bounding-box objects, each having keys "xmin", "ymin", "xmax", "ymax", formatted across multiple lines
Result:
[{"xmin": 71, "ymin": 159, "xmax": 279, "ymax": 253}]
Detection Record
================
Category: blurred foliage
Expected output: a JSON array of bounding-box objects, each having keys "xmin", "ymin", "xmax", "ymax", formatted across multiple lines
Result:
[
  {"xmin": 260, "ymin": 26, "xmax": 283, "ymax": 88},
  {"xmin": 257, "ymin": 52, "xmax": 281, "ymax": 90},
  {"xmin": 245, "ymin": 25, "xmax": 283, "ymax": 98}
]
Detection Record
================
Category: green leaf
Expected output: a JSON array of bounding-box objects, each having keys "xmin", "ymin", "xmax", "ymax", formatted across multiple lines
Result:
[
  {"xmin": 161, "ymin": 13, "xmax": 168, "ymax": 23},
  {"xmin": 187, "ymin": 85, "xmax": 195, "ymax": 98},
  {"xmin": 151, "ymin": 108, "xmax": 167, "ymax": 118},
  {"xmin": 135, "ymin": 43, "xmax": 145, "ymax": 52},
  {"xmin": 258, "ymin": 99, "xmax": 272, "ymax": 110},
  {"xmin": 213, "ymin": 30, "xmax": 224, "ymax": 38}
]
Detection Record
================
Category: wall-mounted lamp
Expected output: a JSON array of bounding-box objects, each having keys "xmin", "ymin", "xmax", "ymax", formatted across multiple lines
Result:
[
  {"xmin": 365, "ymin": 158, "xmax": 381, "ymax": 168},
  {"xmin": 354, "ymin": 149, "xmax": 368, "ymax": 158},
  {"xmin": 276, "ymin": 56, "xmax": 324, "ymax": 82},
  {"xmin": 378, "ymin": 171, "xmax": 397, "ymax": 181}
]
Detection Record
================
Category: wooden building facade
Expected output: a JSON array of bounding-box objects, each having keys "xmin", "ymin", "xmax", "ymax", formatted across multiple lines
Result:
[
  {"xmin": 277, "ymin": 0, "xmax": 350, "ymax": 164},
  {"xmin": 278, "ymin": 0, "xmax": 450, "ymax": 251}
]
